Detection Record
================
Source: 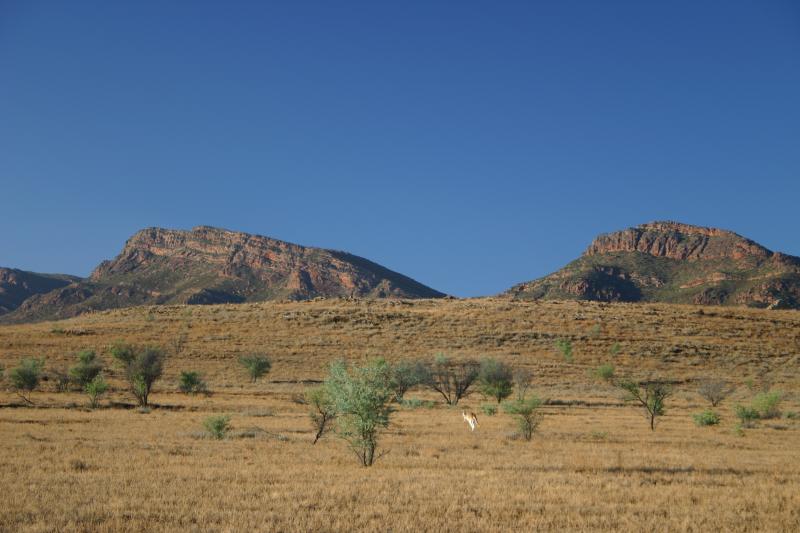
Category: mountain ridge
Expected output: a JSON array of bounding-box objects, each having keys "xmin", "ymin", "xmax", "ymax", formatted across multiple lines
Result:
[
  {"xmin": 505, "ymin": 221, "xmax": 800, "ymax": 309},
  {"xmin": 2, "ymin": 226, "xmax": 445, "ymax": 323}
]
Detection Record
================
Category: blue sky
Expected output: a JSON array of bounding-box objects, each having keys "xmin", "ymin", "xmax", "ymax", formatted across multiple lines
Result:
[{"xmin": 1, "ymin": 1, "xmax": 798, "ymax": 296}]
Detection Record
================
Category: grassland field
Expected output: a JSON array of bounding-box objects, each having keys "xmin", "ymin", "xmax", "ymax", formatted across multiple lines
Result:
[{"xmin": 0, "ymin": 298, "xmax": 798, "ymax": 531}]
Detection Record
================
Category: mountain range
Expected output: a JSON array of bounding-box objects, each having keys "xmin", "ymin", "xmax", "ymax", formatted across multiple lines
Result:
[{"xmin": 1, "ymin": 221, "xmax": 798, "ymax": 323}]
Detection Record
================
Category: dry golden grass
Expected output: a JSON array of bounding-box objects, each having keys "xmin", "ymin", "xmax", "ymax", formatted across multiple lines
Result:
[{"xmin": 0, "ymin": 299, "xmax": 798, "ymax": 531}]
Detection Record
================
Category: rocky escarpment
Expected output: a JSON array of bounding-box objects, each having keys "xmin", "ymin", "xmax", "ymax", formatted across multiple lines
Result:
[
  {"xmin": 0, "ymin": 268, "xmax": 80, "ymax": 315},
  {"xmin": 4, "ymin": 226, "xmax": 445, "ymax": 322},
  {"xmin": 505, "ymin": 221, "xmax": 800, "ymax": 309}
]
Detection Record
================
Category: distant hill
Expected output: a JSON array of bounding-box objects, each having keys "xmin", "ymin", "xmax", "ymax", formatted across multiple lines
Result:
[
  {"xmin": 4, "ymin": 226, "xmax": 444, "ymax": 322},
  {"xmin": 0, "ymin": 268, "xmax": 80, "ymax": 315},
  {"xmin": 505, "ymin": 221, "xmax": 800, "ymax": 309}
]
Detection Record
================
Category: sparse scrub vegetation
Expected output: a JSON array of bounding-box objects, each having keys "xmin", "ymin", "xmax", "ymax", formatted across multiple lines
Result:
[
  {"xmin": 751, "ymin": 391, "xmax": 782, "ymax": 419},
  {"xmin": 110, "ymin": 342, "xmax": 165, "ymax": 407},
  {"xmin": 593, "ymin": 363, "xmax": 615, "ymax": 382},
  {"xmin": 555, "ymin": 338, "xmax": 573, "ymax": 362},
  {"xmin": 617, "ymin": 379, "xmax": 672, "ymax": 431},
  {"xmin": 69, "ymin": 350, "xmax": 103, "ymax": 389},
  {"xmin": 478, "ymin": 358, "xmax": 513, "ymax": 403},
  {"xmin": 9, "ymin": 357, "xmax": 45, "ymax": 405},
  {"xmin": 325, "ymin": 359, "xmax": 394, "ymax": 466},
  {"xmin": 238, "ymin": 354, "xmax": 271, "ymax": 383},
  {"xmin": 203, "ymin": 414, "xmax": 232, "ymax": 439},
  {"xmin": 85, "ymin": 375, "xmax": 109, "ymax": 408},
  {"xmin": 697, "ymin": 378, "xmax": 735, "ymax": 407},
  {"xmin": 178, "ymin": 371, "xmax": 208, "ymax": 395},
  {"xmin": 692, "ymin": 409, "xmax": 721, "ymax": 426},
  {"xmin": 480, "ymin": 403, "xmax": 498, "ymax": 416},
  {"xmin": 306, "ymin": 385, "xmax": 335, "ymax": 444},
  {"xmin": 422, "ymin": 354, "xmax": 480, "ymax": 405},
  {"xmin": 512, "ymin": 367, "xmax": 533, "ymax": 401},
  {"xmin": 503, "ymin": 396, "xmax": 543, "ymax": 440}
]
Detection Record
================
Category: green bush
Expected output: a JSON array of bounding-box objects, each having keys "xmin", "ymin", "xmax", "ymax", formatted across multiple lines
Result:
[
  {"xmin": 111, "ymin": 342, "xmax": 165, "ymax": 407},
  {"xmin": 389, "ymin": 360, "xmax": 427, "ymax": 402},
  {"xmin": 503, "ymin": 396, "xmax": 543, "ymax": 441},
  {"xmin": 734, "ymin": 404, "xmax": 760, "ymax": 428},
  {"xmin": 593, "ymin": 363, "xmax": 615, "ymax": 382},
  {"xmin": 239, "ymin": 354, "xmax": 271, "ymax": 383},
  {"xmin": 480, "ymin": 403, "xmax": 498, "ymax": 416},
  {"xmin": 69, "ymin": 350, "xmax": 103, "ymax": 388},
  {"xmin": 692, "ymin": 409, "xmax": 721, "ymax": 426},
  {"xmin": 9, "ymin": 358, "xmax": 45, "ymax": 405},
  {"xmin": 179, "ymin": 371, "xmax": 208, "ymax": 395},
  {"xmin": 478, "ymin": 358, "xmax": 513, "ymax": 403},
  {"xmin": 555, "ymin": 338, "xmax": 573, "ymax": 363},
  {"xmin": 751, "ymin": 391, "xmax": 782, "ymax": 419},
  {"xmin": 325, "ymin": 358, "xmax": 394, "ymax": 466},
  {"xmin": 85, "ymin": 375, "xmax": 109, "ymax": 408},
  {"xmin": 203, "ymin": 415, "xmax": 232, "ymax": 439}
]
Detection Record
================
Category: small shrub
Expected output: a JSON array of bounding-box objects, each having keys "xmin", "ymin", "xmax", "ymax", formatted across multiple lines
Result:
[
  {"xmin": 9, "ymin": 358, "xmax": 45, "ymax": 405},
  {"xmin": 203, "ymin": 415, "xmax": 232, "ymax": 439},
  {"xmin": 111, "ymin": 342, "xmax": 165, "ymax": 407},
  {"xmin": 609, "ymin": 342, "xmax": 621, "ymax": 356},
  {"xmin": 697, "ymin": 378, "xmax": 735, "ymax": 407},
  {"xmin": 239, "ymin": 354, "xmax": 271, "ymax": 383},
  {"xmin": 735, "ymin": 404, "xmax": 759, "ymax": 428},
  {"xmin": 390, "ymin": 360, "xmax": 427, "ymax": 402},
  {"xmin": 306, "ymin": 385, "xmax": 336, "ymax": 444},
  {"xmin": 480, "ymin": 403, "xmax": 498, "ymax": 416},
  {"xmin": 593, "ymin": 363, "xmax": 615, "ymax": 382},
  {"xmin": 555, "ymin": 338, "xmax": 573, "ymax": 363},
  {"xmin": 478, "ymin": 358, "xmax": 513, "ymax": 403},
  {"xmin": 69, "ymin": 350, "xmax": 103, "ymax": 389},
  {"xmin": 692, "ymin": 409, "xmax": 721, "ymax": 427},
  {"xmin": 751, "ymin": 391, "xmax": 782, "ymax": 419},
  {"xmin": 52, "ymin": 369, "xmax": 72, "ymax": 392},
  {"xmin": 400, "ymin": 398, "xmax": 436, "ymax": 409},
  {"xmin": 784, "ymin": 411, "xmax": 799, "ymax": 420},
  {"xmin": 512, "ymin": 367, "xmax": 533, "ymax": 401},
  {"xmin": 178, "ymin": 371, "xmax": 208, "ymax": 395},
  {"xmin": 69, "ymin": 459, "xmax": 90, "ymax": 472},
  {"xmin": 502, "ymin": 396, "xmax": 543, "ymax": 441},
  {"xmin": 85, "ymin": 375, "xmax": 109, "ymax": 408}
]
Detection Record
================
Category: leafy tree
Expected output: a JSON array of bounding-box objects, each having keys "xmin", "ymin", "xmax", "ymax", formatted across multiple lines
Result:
[
  {"xmin": 69, "ymin": 349, "xmax": 103, "ymax": 388},
  {"xmin": 512, "ymin": 367, "xmax": 534, "ymax": 401},
  {"xmin": 555, "ymin": 338, "xmax": 573, "ymax": 362},
  {"xmin": 9, "ymin": 358, "xmax": 45, "ymax": 405},
  {"xmin": 478, "ymin": 358, "xmax": 513, "ymax": 403},
  {"xmin": 697, "ymin": 378, "xmax": 735, "ymax": 407},
  {"xmin": 389, "ymin": 360, "xmax": 427, "ymax": 402},
  {"xmin": 111, "ymin": 342, "xmax": 165, "ymax": 407},
  {"xmin": 325, "ymin": 359, "xmax": 394, "ymax": 466},
  {"xmin": 85, "ymin": 375, "xmax": 109, "ymax": 408},
  {"xmin": 179, "ymin": 371, "xmax": 208, "ymax": 395},
  {"xmin": 503, "ymin": 396, "xmax": 544, "ymax": 440},
  {"xmin": 421, "ymin": 354, "xmax": 480, "ymax": 405},
  {"xmin": 239, "ymin": 354, "xmax": 271, "ymax": 383},
  {"xmin": 617, "ymin": 379, "xmax": 672, "ymax": 431},
  {"xmin": 306, "ymin": 385, "xmax": 336, "ymax": 444}
]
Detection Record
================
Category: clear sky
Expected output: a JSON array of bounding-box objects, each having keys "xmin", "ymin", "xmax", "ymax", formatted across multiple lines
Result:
[{"xmin": 1, "ymin": 1, "xmax": 798, "ymax": 297}]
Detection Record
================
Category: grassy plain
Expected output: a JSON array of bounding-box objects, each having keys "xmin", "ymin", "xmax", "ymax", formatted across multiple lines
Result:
[{"xmin": 0, "ymin": 298, "xmax": 798, "ymax": 531}]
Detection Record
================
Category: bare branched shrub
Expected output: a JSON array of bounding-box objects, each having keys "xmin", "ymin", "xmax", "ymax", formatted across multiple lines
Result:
[
  {"xmin": 421, "ymin": 354, "xmax": 480, "ymax": 405},
  {"xmin": 512, "ymin": 367, "xmax": 533, "ymax": 401},
  {"xmin": 697, "ymin": 378, "xmax": 735, "ymax": 407},
  {"xmin": 306, "ymin": 385, "xmax": 336, "ymax": 444}
]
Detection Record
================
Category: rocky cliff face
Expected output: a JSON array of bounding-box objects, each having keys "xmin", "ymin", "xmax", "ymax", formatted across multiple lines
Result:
[
  {"xmin": 4, "ymin": 226, "xmax": 444, "ymax": 322},
  {"xmin": 505, "ymin": 221, "xmax": 800, "ymax": 309},
  {"xmin": 0, "ymin": 268, "xmax": 80, "ymax": 315}
]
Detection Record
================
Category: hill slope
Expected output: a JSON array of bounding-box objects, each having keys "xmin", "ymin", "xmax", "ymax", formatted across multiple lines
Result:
[
  {"xmin": 4, "ymin": 226, "xmax": 444, "ymax": 322},
  {"xmin": 505, "ymin": 221, "xmax": 800, "ymax": 309},
  {"xmin": 0, "ymin": 268, "xmax": 80, "ymax": 315}
]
